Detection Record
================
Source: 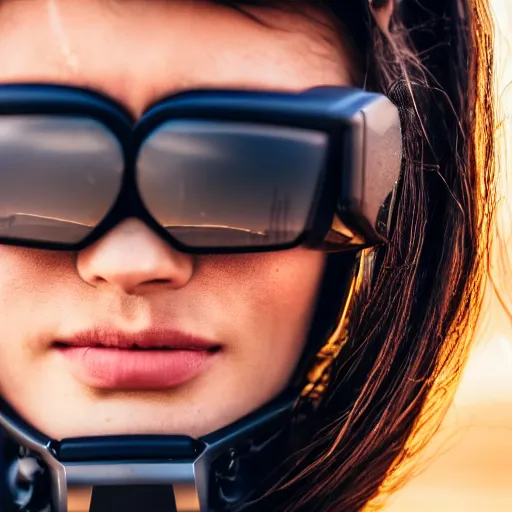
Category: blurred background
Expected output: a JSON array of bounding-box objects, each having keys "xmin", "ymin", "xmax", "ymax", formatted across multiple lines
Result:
[{"xmin": 383, "ymin": 1, "xmax": 512, "ymax": 510}]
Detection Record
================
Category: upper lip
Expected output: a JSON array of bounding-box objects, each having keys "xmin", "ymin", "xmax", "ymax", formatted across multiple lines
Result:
[{"xmin": 54, "ymin": 328, "xmax": 220, "ymax": 351}]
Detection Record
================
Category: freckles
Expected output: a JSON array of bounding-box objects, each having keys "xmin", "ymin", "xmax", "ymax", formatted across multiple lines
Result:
[
  {"xmin": 194, "ymin": 250, "xmax": 325, "ymax": 313},
  {"xmin": 0, "ymin": 248, "xmax": 40, "ymax": 293},
  {"xmin": 0, "ymin": 247, "xmax": 75, "ymax": 295},
  {"xmin": 267, "ymin": 250, "xmax": 325, "ymax": 290}
]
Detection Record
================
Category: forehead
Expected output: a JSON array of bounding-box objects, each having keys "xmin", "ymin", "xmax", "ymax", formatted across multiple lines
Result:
[{"xmin": 0, "ymin": 0, "xmax": 352, "ymax": 117}]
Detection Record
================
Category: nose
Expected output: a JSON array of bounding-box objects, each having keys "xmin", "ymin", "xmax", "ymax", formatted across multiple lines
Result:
[{"xmin": 76, "ymin": 219, "xmax": 194, "ymax": 293}]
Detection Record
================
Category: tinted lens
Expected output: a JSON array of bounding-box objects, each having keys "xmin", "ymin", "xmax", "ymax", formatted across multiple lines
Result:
[
  {"xmin": 0, "ymin": 116, "xmax": 123, "ymax": 244},
  {"xmin": 137, "ymin": 120, "xmax": 328, "ymax": 248}
]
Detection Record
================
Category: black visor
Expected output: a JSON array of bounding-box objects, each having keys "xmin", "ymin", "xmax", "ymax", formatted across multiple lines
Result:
[
  {"xmin": 138, "ymin": 120, "xmax": 328, "ymax": 247},
  {"xmin": 0, "ymin": 84, "xmax": 402, "ymax": 253}
]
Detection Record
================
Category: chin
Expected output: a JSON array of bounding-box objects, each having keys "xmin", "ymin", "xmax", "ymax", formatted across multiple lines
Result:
[{"xmin": 33, "ymin": 405, "xmax": 219, "ymax": 440}]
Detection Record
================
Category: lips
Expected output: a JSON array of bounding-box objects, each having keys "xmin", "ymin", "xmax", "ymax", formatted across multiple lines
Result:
[
  {"xmin": 53, "ymin": 328, "xmax": 221, "ymax": 390},
  {"xmin": 55, "ymin": 328, "xmax": 220, "ymax": 351}
]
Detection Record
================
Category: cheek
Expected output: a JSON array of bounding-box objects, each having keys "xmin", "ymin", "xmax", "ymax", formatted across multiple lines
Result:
[
  {"xmin": 0, "ymin": 248, "xmax": 72, "ymax": 302},
  {"xmin": 255, "ymin": 250, "xmax": 326, "ymax": 319},
  {"xmin": 196, "ymin": 249, "xmax": 326, "ymax": 369},
  {"xmin": 0, "ymin": 248, "xmax": 46, "ymax": 311},
  {"xmin": 186, "ymin": 249, "xmax": 327, "ymax": 418},
  {"xmin": 0, "ymin": 248, "xmax": 76, "ymax": 358},
  {"xmin": 197, "ymin": 248, "xmax": 325, "ymax": 315}
]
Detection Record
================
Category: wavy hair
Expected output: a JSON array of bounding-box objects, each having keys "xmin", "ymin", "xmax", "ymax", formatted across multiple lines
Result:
[{"xmin": 214, "ymin": 1, "xmax": 495, "ymax": 511}]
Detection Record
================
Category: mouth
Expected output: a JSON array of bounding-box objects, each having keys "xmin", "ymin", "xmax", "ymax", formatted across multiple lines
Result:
[{"xmin": 53, "ymin": 329, "xmax": 222, "ymax": 390}]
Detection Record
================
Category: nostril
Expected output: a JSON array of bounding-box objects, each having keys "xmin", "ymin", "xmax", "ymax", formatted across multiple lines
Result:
[
  {"xmin": 90, "ymin": 276, "xmax": 108, "ymax": 286},
  {"xmin": 148, "ymin": 279, "xmax": 172, "ymax": 285}
]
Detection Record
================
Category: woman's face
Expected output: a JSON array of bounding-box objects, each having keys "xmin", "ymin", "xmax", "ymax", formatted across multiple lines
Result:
[{"xmin": 0, "ymin": 0, "xmax": 352, "ymax": 439}]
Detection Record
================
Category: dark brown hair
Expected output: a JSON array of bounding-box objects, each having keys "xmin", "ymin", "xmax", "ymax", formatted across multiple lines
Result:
[{"xmin": 215, "ymin": 1, "xmax": 495, "ymax": 511}]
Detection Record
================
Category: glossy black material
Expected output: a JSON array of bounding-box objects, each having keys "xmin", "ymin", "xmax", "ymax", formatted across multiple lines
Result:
[
  {"xmin": 0, "ymin": 83, "xmax": 400, "ymax": 254},
  {"xmin": 57, "ymin": 435, "xmax": 205, "ymax": 462},
  {"xmin": 90, "ymin": 485, "xmax": 178, "ymax": 512}
]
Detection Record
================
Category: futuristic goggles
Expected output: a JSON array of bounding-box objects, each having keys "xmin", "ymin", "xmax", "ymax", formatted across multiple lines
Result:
[{"xmin": 0, "ymin": 84, "xmax": 401, "ymax": 254}]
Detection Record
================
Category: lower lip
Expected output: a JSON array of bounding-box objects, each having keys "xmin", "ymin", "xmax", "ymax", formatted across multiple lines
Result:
[{"xmin": 57, "ymin": 346, "xmax": 218, "ymax": 390}]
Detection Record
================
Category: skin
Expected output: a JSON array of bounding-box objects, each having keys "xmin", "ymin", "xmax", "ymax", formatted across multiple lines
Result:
[{"xmin": 0, "ymin": 0, "xmax": 353, "ymax": 439}]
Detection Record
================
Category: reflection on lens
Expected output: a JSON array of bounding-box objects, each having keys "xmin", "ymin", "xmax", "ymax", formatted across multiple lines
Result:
[
  {"xmin": 0, "ymin": 116, "xmax": 123, "ymax": 244},
  {"xmin": 0, "ymin": 214, "xmax": 92, "ymax": 244},
  {"xmin": 162, "ymin": 225, "xmax": 268, "ymax": 247},
  {"xmin": 137, "ymin": 120, "xmax": 327, "ymax": 248}
]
